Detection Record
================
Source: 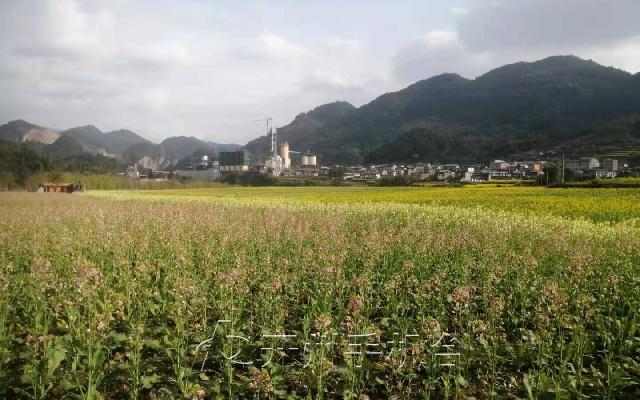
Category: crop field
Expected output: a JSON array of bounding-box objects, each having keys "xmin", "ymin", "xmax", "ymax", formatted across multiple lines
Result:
[
  {"xmin": 1, "ymin": 187, "xmax": 639, "ymax": 399},
  {"xmin": 124, "ymin": 185, "xmax": 640, "ymax": 222}
]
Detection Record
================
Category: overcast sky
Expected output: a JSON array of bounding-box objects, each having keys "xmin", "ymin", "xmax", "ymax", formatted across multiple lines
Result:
[{"xmin": 1, "ymin": 0, "xmax": 639, "ymax": 144}]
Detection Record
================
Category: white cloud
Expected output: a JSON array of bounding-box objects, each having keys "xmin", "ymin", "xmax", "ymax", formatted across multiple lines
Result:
[
  {"xmin": 422, "ymin": 30, "xmax": 461, "ymax": 48},
  {"xmin": 11, "ymin": 0, "xmax": 114, "ymax": 60},
  {"xmin": 0, "ymin": 0, "xmax": 638, "ymax": 145},
  {"xmin": 582, "ymin": 36, "xmax": 640, "ymax": 74},
  {"xmin": 393, "ymin": 0, "xmax": 640, "ymax": 83},
  {"xmin": 120, "ymin": 43, "xmax": 194, "ymax": 68},
  {"xmin": 457, "ymin": 0, "xmax": 640, "ymax": 50},
  {"xmin": 258, "ymin": 33, "xmax": 311, "ymax": 60},
  {"xmin": 450, "ymin": 7, "xmax": 469, "ymax": 17},
  {"xmin": 300, "ymin": 70, "xmax": 363, "ymax": 93},
  {"xmin": 142, "ymin": 88, "xmax": 170, "ymax": 110},
  {"xmin": 320, "ymin": 37, "xmax": 362, "ymax": 52}
]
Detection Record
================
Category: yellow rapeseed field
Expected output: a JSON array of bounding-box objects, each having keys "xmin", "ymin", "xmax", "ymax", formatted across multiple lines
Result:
[{"xmin": 113, "ymin": 185, "xmax": 640, "ymax": 222}]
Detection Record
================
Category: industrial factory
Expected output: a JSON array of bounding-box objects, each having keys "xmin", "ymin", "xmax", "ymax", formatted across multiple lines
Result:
[
  {"xmin": 261, "ymin": 118, "xmax": 318, "ymax": 176},
  {"xmin": 170, "ymin": 117, "xmax": 318, "ymax": 181}
]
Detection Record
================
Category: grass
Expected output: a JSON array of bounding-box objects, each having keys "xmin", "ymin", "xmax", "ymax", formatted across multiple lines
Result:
[{"xmin": 0, "ymin": 187, "xmax": 639, "ymax": 398}]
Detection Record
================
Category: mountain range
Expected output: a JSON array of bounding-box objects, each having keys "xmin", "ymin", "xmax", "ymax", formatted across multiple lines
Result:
[
  {"xmin": 2, "ymin": 55, "xmax": 640, "ymax": 170},
  {"xmin": 0, "ymin": 120, "xmax": 241, "ymax": 170},
  {"xmin": 244, "ymin": 55, "xmax": 640, "ymax": 164}
]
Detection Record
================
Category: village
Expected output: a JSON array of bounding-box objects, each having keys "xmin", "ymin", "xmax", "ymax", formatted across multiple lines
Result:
[
  {"xmin": 119, "ymin": 121, "xmax": 636, "ymax": 185},
  {"xmin": 123, "ymin": 150, "xmax": 633, "ymax": 185}
]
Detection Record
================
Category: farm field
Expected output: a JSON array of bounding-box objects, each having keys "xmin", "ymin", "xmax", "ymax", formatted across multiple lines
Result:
[
  {"xmin": 105, "ymin": 185, "xmax": 640, "ymax": 222},
  {"xmin": 1, "ymin": 187, "xmax": 639, "ymax": 399}
]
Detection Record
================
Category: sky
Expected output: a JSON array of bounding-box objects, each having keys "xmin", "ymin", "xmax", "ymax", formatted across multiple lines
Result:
[{"xmin": 1, "ymin": 0, "xmax": 639, "ymax": 144}]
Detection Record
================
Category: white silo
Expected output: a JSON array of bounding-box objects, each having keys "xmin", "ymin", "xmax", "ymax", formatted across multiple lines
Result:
[
  {"xmin": 278, "ymin": 142, "xmax": 290, "ymax": 169},
  {"xmin": 308, "ymin": 154, "xmax": 317, "ymax": 166},
  {"xmin": 301, "ymin": 154, "xmax": 309, "ymax": 166}
]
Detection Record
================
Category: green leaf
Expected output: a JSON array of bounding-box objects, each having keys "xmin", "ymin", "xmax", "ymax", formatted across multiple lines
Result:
[
  {"xmin": 20, "ymin": 374, "xmax": 32, "ymax": 384},
  {"xmin": 141, "ymin": 374, "xmax": 159, "ymax": 389},
  {"xmin": 47, "ymin": 347, "xmax": 66, "ymax": 378},
  {"xmin": 199, "ymin": 372, "xmax": 210, "ymax": 381},
  {"xmin": 60, "ymin": 378, "xmax": 79, "ymax": 391},
  {"xmin": 143, "ymin": 339, "xmax": 162, "ymax": 351},
  {"xmin": 111, "ymin": 332, "xmax": 128, "ymax": 343},
  {"xmin": 456, "ymin": 375, "xmax": 468, "ymax": 387}
]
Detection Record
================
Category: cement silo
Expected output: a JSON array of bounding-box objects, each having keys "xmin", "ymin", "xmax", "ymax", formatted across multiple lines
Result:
[
  {"xmin": 278, "ymin": 142, "xmax": 290, "ymax": 169},
  {"xmin": 300, "ymin": 154, "xmax": 309, "ymax": 166},
  {"xmin": 302, "ymin": 153, "xmax": 316, "ymax": 166}
]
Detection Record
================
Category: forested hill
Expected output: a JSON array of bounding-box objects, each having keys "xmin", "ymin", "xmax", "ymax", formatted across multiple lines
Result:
[
  {"xmin": 0, "ymin": 120, "xmax": 242, "ymax": 172},
  {"xmin": 244, "ymin": 56, "xmax": 640, "ymax": 164},
  {"xmin": 244, "ymin": 101, "xmax": 357, "ymax": 161}
]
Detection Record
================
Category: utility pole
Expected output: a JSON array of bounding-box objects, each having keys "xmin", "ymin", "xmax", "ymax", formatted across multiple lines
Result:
[
  {"xmin": 561, "ymin": 145, "xmax": 565, "ymax": 184},
  {"xmin": 255, "ymin": 116, "xmax": 272, "ymax": 162},
  {"xmin": 271, "ymin": 125, "xmax": 278, "ymax": 157}
]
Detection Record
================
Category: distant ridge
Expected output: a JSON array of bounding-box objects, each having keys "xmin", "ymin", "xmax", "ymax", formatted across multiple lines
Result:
[
  {"xmin": 0, "ymin": 120, "xmax": 60, "ymax": 144},
  {"xmin": 0, "ymin": 121, "xmax": 242, "ymax": 170},
  {"xmin": 2, "ymin": 55, "xmax": 639, "ymax": 168},
  {"xmin": 244, "ymin": 55, "xmax": 640, "ymax": 164}
]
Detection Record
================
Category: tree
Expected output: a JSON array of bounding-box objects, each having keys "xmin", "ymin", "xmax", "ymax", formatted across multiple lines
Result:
[
  {"xmin": 379, "ymin": 175, "xmax": 416, "ymax": 186},
  {"xmin": 542, "ymin": 165, "xmax": 560, "ymax": 185},
  {"xmin": 7, "ymin": 144, "xmax": 48, "ymax": 185},
  {"xmin": 328, "ymin": 167, "xmax": 346, "ymax": 179},
  {"xmin": 46, "ymin": 171, "xmax": 63, "ymax": 183}
]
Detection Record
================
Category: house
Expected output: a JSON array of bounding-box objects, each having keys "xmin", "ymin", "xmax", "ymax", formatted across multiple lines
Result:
[
  {"xmin": 601, "ymin": 159, "xmax": 619, "ymax": 172},
  {"xmin": 490, "ymin": 160, "xmax": 510, "ymax": 170},
  {"xmin": 488, "ymin": 170, "xmax": 512, "ymax": 180},
  {"xmin": 580, "ymin": 157, "xmax": 600, "ymax": 171},
  {"xmin": 39, "ymin": 182, "xmax": 85, "ymax": 193},
  {"xmin": 529, "ymin": 162, "xmax": 542, "ymax": 172},
  {"xmin": 593, "ymin": 169, "xmax": 610, "ymax": 179},
  {"xmin": 126, "ymin": 165, "xmax": 140, "ymax": 179},
  {"xmin": 440, "ymin": 163, "xmax": 461, "ymax": 172},
  {"xmin": 437, "ymin": 170, "xmax": 456, "ymax": 181},
  {"xmin": 461, "ymin": 171, "xmax": 486, "ymax": 183},
  {"xmin": 567, "ymin": 157, "xmax": 600, "ymax": 172}
]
